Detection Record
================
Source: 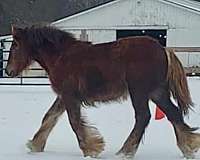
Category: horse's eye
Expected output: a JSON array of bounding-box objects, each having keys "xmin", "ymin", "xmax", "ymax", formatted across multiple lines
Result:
[
  {"xmin": 11, "ymin": 40, "xmax": 19, "ymax": 53},
  {"xmin": 12, "ymin": 41, "xmax": 17, "ymax": 46},
  {"xmin": 12, "ymin": 39, "xmax": 20, "ymax": 49}
]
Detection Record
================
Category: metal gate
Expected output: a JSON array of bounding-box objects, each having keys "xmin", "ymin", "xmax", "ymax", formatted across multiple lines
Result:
[{"xmin": 0, "ymin": 38, "xmax": 50, "ymax": 85}]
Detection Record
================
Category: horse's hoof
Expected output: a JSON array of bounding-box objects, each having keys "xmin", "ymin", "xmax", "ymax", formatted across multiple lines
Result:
[
  {"xmin": 82, "ymin": 141, "xmax": 105, "ymax": 158},
  {"xmin": 183, "ymin": 153, "xmax": 195, "ymax": 159},
  {"xmin": 82, "ymin": 140, "xmax": 105, "ymax": 158},
  {"xmin": 80, "ymin": 131, "xmax": 105, "ymax": 158},
  {"xmin": 116, "ymin": 151, "xmax": 135, "ymax": 160},
  {"xmin": 180, "ymin": 146, "xmax": 198, "ymax": 159},
  {"xmin": 83, "ymin": 151, "xmax": 100, "ymax": 158},
  {"xmin": 176, "ymin": 131, "xmax": 200, "ymax": 159},
  {"xmin": 26, "ymin": 140, "xmax": 44, "ymax": 152},
  {"xmin": 116, "ymin": 144, "xmax": 137, "ymax": 159}
]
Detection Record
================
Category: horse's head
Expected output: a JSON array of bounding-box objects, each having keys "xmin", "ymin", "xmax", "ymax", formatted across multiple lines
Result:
[{"xmin": 6, "ymin": 26, "xmax": 33, "ymax": 77}]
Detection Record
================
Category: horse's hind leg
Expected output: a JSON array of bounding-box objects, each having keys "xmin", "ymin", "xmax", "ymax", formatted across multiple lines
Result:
[
  {"xmin": 27, "ymin": 97, "xmax": 65, "ymax": 152},
  {"xmin": 150, "ymin": 84, "xmax": 200, "ymax": 158},
  {"xmin": 61, "ymin": 93, "xmax": 105, "ymax": 158},
  {"xmin": 117, "ymin": 87, "xmax": 151, "ymax": 158}
]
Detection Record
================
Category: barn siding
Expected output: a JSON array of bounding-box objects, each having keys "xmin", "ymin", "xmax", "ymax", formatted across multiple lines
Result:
[
  {"xmin": 63, "ymin": 29, "xmax": 116, "ymax": 43},
  {"xmin": 167, "ymin": 29, "xmax": 200, "ymax": 47},
  {"xmin": 54, "ymin": 0, "xmax": 200, "ymax": 29},
  {"xmin": 87, "ymin": 30, "xmax": 116, "ymax": 43}
]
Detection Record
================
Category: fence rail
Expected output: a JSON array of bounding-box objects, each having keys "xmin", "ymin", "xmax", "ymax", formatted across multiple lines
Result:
[{"xmin": 167, "ymin": 47, "xmax": 200, "ymax": 52}]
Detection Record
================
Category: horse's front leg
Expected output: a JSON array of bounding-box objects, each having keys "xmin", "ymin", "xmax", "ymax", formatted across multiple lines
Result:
[
  {"xmin": 62, "ymin": 94, "xmax": 105, "ymax": 158},
  {"xmin": 27, "ymin": 97, "xmax": 65, "ymax": 152}
]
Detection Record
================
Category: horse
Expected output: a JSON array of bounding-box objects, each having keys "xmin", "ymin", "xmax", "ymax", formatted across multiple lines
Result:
[{"xmin": 5, "ymin": 25, "xmax": 200, "ymax": 159}]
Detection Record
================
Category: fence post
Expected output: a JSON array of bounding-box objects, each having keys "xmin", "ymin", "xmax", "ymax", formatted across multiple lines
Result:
[{"xmin": 0, "ymin": 41, "xmax": 3, "ymax": 78}]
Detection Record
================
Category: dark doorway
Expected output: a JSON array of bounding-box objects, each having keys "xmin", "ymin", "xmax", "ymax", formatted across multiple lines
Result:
[{"xmin": 117, "ymin": 29, "xmax": 167, "ymax": 46}]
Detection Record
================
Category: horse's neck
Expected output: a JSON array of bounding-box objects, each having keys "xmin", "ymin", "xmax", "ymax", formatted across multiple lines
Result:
[
  {"xmin": 34, "ymin": 40, "xmax": 76, "ymax": 74},
  {"xmin": 34, "ymin": 51, "xmax": 60, "ymax": 74}
]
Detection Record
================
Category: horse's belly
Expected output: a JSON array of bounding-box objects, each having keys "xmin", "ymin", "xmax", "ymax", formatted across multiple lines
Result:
[{"xmin": 85, "ymin": 80, "xmax": 128, "ymax": 103}]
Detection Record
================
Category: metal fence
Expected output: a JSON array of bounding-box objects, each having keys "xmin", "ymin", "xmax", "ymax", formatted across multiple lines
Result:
[{"xmin": 0, "ymin": 39, "xmax": 50, "ymax": 85}]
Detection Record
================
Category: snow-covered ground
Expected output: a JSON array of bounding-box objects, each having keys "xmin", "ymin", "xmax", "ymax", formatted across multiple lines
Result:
[{"xmin": 0, "ymin": 77, "xmax": 200, "ymax": 160}]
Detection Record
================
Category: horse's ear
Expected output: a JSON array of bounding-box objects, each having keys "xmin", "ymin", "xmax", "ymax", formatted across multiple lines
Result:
[
  {"xmin": 11, "ymin": 25, "xmax": 23, "ymax": 36},
  {"xmin": 11, "ymin": 25, "xmax": 17, "ymax": 35}
]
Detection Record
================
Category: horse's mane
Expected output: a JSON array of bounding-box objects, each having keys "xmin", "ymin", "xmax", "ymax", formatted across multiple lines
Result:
[{"xmin": 24, "ymin": 25, "xmax": 76, "ymax": 50}]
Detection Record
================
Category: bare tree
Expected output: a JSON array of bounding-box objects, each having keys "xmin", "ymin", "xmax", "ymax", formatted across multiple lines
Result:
[{"xmin": 0, "ymin": 0, "xmax": 113, "ymax": 35}]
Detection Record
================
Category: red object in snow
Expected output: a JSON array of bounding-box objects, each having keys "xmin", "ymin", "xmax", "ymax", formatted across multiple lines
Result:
[{"xmin": 155, "ymin": 106, "xmax": 165, "ymax": 120}]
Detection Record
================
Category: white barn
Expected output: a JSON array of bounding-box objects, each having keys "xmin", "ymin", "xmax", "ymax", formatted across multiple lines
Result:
[{"xmin": 52, "ymin": 0, "xmax": 200, "ymax": 69}]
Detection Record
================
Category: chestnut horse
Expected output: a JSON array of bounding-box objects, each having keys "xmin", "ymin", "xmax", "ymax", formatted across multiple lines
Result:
[{"xmin": 6, "ymin": 25, "xmax": 200, "ymax": 159}]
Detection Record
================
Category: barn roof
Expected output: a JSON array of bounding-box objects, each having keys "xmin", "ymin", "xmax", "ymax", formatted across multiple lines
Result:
[
  {"xmin": 53, "ymin": 0, "xmax": 200, "ymax": 25},
  {"xmin": 164, "ymin": 0, "xmax": 200, "ymax": 13}
]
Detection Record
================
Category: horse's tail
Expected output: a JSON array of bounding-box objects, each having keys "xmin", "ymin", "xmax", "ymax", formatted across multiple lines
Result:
[{"xmin": 165, "ymin": 48, "xmax": 193, "ymax": 115}]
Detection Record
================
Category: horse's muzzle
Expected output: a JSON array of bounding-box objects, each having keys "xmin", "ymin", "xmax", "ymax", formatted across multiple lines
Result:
[{"xmin": 5, "ymin": 68, "xmax": 16, "ymax": 77}]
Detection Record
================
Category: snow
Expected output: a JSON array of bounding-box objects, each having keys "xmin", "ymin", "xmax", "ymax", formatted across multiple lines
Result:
[{"xmin": 0, "ymin": 77, "xmax": 200, "ymax": 160}]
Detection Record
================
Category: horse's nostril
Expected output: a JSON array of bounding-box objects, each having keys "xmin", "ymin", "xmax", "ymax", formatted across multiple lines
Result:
[
  {"xmin": 5, "ymin": 68, "xmax": 16, "ymax": 77},
  {"xmin": 10, "ymin": 71, "xmax": 16, "ymax": 77},
  {"xmin": 5, "ymin": 68, "xmax": 9, "ymax": 76}
]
